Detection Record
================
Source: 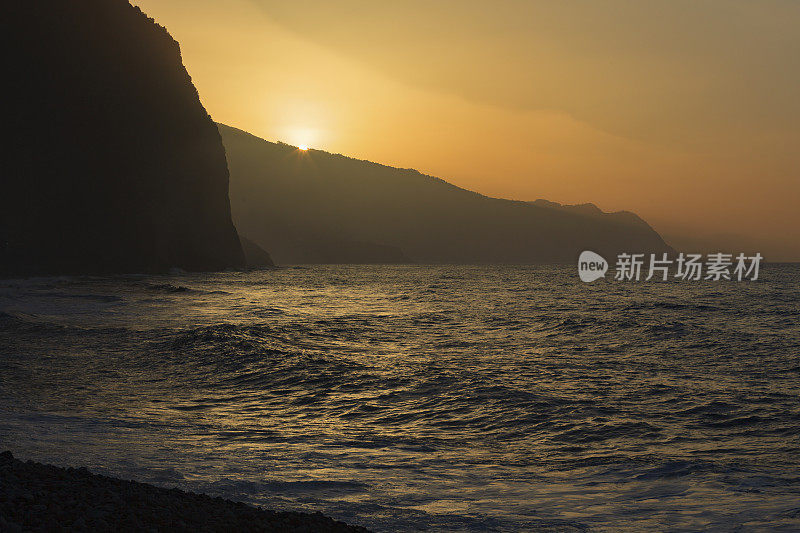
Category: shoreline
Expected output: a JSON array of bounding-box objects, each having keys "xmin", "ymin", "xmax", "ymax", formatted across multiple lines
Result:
[{"xmin": 0, "ymin": 451, "xmax": 370, "ymax": 532}]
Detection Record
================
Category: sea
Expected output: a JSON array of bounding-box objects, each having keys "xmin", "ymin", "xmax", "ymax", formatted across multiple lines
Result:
[{"xmin": 1, "ymin": 265, "xmax": 799, "ymax": 532}]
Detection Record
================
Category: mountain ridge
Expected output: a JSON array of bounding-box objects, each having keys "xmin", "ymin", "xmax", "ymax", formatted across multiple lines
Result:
[{"xmin": 219, "ymin": 124, "xmax": 672, "ymax": 265}]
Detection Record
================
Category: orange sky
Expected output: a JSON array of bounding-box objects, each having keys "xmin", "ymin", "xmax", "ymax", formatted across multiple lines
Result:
[{"xmin": 134, "ymin": 0, "xmax": 800, "ymax": 260}]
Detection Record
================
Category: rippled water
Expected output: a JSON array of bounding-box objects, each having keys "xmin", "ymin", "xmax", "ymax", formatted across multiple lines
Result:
[{"xmin": 1, "ymin": 265, "xmax": 799, "ymax": 531}]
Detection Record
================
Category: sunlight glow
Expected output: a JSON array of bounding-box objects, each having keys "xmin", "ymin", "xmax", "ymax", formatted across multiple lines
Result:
[{"xmin": 281, "ymin": 121, "xmax": 323, "ymax": 153}]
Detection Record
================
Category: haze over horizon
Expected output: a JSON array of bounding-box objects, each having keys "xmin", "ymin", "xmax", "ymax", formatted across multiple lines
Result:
[{"xmin": 133, "ymin": 0, "xmax": 800, "ymax": 260}]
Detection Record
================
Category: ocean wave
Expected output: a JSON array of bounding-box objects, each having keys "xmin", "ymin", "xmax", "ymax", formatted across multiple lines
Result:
[
  {"xmin": 145, "ymin": 283, "xmax": 196, "ymax": 294},
  {"xmin": 2, "ymin": 264, "xmax": 800, "ymax": 532}
]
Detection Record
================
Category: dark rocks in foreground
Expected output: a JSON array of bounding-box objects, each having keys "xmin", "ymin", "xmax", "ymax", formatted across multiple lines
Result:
[{"xmin": 0, "ymin": 452, "xmax": 368, "ymax": 533}]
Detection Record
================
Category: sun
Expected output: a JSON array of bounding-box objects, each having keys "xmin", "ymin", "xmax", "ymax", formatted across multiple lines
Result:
[{"xmin": 283, "ymin": 124, "xmax": 319, "ymax": 151}]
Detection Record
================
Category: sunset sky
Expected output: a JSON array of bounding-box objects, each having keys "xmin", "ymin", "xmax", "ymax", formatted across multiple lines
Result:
[{"xmin": 133, "ymin": 0, "xmax": 800, "ymax": 260}]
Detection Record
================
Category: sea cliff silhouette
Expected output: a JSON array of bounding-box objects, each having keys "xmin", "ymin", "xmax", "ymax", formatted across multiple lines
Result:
[
  {"xmin": 219, "ymin": 124, "xmax": 672, "ymax": 264},
  {"xmin": 2, "ymin": 1, "xmax": 245, "ymax": 276}
]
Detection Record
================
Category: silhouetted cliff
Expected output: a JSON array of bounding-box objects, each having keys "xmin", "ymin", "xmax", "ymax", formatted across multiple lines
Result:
[
  {"xmin": 239, "ymin": 236, "xmax": 275, "ymax": 269},
  {"xmin": 219, "ymin": 124, "xmax": 673, "ymax": 264},
  {"xmin": 2, "ymin": 1, "xmax": 245, "ymax": 276}
]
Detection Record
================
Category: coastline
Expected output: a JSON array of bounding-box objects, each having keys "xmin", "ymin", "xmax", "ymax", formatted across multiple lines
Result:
[{"xmin": 0, "ymin": 451, "xmax": 370, "ymax": 532}]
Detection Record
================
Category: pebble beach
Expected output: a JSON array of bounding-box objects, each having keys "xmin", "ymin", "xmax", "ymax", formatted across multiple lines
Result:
[{"xmin": 0, "ymin": 451, "xmax": 369, "ymax": 532}]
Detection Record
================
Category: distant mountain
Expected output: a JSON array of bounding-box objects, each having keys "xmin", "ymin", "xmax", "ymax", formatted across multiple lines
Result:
[
  {"xmin": 2, "ymin": 1, "xmax": 244, "ymax": 277},
  {"xmin": 239, "ymin": 236, "xmax": 275, "ymax": 269},
  {"xmin": 530, "ymin": 199, "xmax": 656, "ymax": 231},
  {"xmin": 220, "ymin": 124, "xmax": 672, "ymax": 264}
]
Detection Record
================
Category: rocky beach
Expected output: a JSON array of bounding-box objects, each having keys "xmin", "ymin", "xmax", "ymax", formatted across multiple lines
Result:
[{"xmin": 0, "ymin": 451, "xmax": 369, "ymax": 532}]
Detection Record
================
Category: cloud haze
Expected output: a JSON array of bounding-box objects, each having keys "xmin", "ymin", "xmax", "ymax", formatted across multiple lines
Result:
[{"xmin": 134, "ymin": 0, "xmax": 800, "ymax": 259}]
